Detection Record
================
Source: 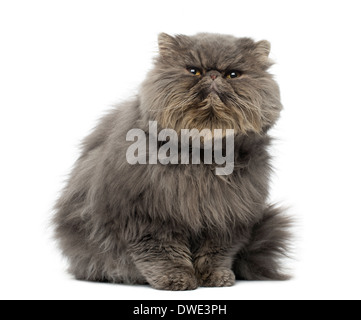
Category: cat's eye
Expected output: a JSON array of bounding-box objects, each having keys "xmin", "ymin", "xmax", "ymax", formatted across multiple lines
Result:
[
  {"xmin": 188, "ymin": 67, "xmax": 202, "ymax": 76},
  {"xmin": 226, "ymin": 71, "xmax": 243, "ymax": 79}
]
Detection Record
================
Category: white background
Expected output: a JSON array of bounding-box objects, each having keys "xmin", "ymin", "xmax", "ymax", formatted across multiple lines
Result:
[{"xmin": 1, "ymin": 0, "xmax": 360, "ymax": 300}]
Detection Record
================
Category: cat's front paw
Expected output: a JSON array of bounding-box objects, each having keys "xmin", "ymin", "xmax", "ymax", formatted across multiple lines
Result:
[
  {"xmin": 201, "ymin": 268, "xmax": 236, "ymax": 287},
  {"xmin": 150, "ymin": 270, "xmax": 199, "ymax": 291}
]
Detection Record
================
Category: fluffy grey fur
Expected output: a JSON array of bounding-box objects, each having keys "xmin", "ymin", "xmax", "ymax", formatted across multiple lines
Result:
[{"xmin": 54, "ymin": 33, "xmax": 292, "ymax": 290}]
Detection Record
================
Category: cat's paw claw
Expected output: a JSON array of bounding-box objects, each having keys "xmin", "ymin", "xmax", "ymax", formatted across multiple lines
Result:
[{"xmin": 201, "ymin": 269, "xmax": 236, "ymax": 287}]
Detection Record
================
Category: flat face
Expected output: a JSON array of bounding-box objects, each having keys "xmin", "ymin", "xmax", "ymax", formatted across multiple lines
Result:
[{"xmin": 143, "ymin": 33, "xmax": 281, "ymax": 136}]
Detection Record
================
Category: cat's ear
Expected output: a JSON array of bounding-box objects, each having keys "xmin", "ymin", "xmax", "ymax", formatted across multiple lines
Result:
[
  {"xmin": 158, "ymin": 33, "xmax": 182, "ymax": 57},
  {"xmin": 253, "ymin": 40, "xmax": 273, "ymax": 68},
  {"xmin": 254, "ymin": 40, "xmax": 271, "ymax": 58},
  {"xmin": 238, "ymin": 38, "xmax": 271, "ymax": 64}
]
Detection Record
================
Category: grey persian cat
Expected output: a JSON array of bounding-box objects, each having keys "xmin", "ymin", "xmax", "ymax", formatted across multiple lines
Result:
[{"xmin": 54, "ymin": 33, "xmax": 292, "ymax": 290}]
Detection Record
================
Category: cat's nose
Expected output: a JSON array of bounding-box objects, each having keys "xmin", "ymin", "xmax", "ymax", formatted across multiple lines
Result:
[{"xmin": 207, "ymin": 70, "xmax": 221, "ymax": 81}]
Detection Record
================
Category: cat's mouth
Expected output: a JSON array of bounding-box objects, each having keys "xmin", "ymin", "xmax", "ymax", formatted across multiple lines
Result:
[
  {"xmin": 196, "ymin": 81, "xmax": 222, "ymax": 102},
  {"xmin": 204, "ymin": 83, "xmax": 230, "ymax": 108},
  {"xmin": 209, "ymin": 81, "xmax": 220, "ymax": 94}
]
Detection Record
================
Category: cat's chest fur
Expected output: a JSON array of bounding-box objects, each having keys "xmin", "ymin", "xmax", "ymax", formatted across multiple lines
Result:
[
  {"xmin": 96, "ymin": 120, "xmax": 271, "ymax": 234},
  {"xmin": 138, "ymin": 145, "xmax": 269, "ymax": 233}
]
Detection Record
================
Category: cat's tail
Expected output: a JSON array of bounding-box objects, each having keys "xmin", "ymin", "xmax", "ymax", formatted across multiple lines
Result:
[{"xmin": 233, "ymin": 204, "xmax": 293, "ymax": 280}]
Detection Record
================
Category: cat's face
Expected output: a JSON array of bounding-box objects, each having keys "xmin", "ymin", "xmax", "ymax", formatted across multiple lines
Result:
[{"xmin": 141, "ymin": 33, "xmax": 282, "ymax": 136}]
